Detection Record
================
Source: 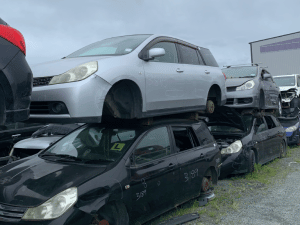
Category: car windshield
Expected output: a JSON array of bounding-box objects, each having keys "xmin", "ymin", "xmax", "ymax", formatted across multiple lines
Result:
[
  {"xmin": 273, "ymin": 76, "xmax": 295, "ymax": 87},
  {"xmin": 40, "ymin": 124, "xmax": 141, "ymax": 164},
  {"xmin": 66, "ymin": 34, "xmax": 151, "ymax": 58},
  {"xmin": 222, "ymin": 66, "xmax": 257, "ymax": 79},
  {"xmin": 209, "ymin": 125, "xmax": 243, "ymax": 133}
]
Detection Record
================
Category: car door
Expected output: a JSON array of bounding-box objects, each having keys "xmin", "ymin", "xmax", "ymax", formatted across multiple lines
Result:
[
  {"xmin": 252, "ymin": 117, "xmax": 269, "ymax": 163},
  {"xmin": 264, "ymin": 116, "xmax": 279, "ymax": 160},
  {"xmin": 261, "ymin": 70, "xmax": 276, "ymax": 107},
  {"xmin": 266, "ymin": 70, "xmax": 280, "ymax": 106},
  {"xmin": 171, "ymin": 125, "xmax": 208, "ymax": 203},
  {"xmin": 129, "ymin": 126, "xmax": 180, "ymax": 217},
  {"xmin": 143, "ymin": 41, "xmax": 188, "ymax": 111},
  {"xmin": 176, "ymin": 44, "xmax": 208, "ymax": 107}
]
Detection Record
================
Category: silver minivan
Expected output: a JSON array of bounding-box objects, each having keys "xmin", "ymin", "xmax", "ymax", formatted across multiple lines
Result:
[{"xmin": 29, "ymin": 34, "xmax": 226, "ymax": 123}]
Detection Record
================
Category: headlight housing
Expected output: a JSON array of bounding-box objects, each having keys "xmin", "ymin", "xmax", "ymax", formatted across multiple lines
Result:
[
  {"xmin": 221, "ymin": 140, "xmax": 243, "ymax": 154},
  {"xmin": 49, "ymin": 61, "xmax": 98, "ymax": 85},
  {"xmin": 236, "ymin": 80, "xmax": 255, "ymax": 91},
  {"xmin": 22, "ymin": 187, "xmax": 77, "ymax": 220},
  {"xmin": 285, "ymin": 123, "xmax": 299, "ymax": 132}
]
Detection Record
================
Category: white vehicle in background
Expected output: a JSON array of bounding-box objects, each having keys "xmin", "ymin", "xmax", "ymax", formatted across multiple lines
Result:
[{"xmin": 273, "ymin": 74, "xmax": 300, "ymax": 117}]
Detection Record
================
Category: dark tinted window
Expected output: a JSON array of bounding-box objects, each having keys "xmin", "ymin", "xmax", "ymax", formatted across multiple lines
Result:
[
  {"xmin": 149, "ymin": 42, "xmax": 178, "ymax": 63},
  {"xmin": 264, "ymin": 116, "xmax": 276, "ymax": 129},
  {"xmin": 192, "ymin": 123, "xmax": 214, "ymax": 145},
  {"xmin": 134, "ymin": 127, "xmax": 171, "ymax": 165},
  {"xmin": 172, "ymin": 127, "xmax": 196, "ymax": 152},
  {"xmin": 199, "ymin": 47, "xmax": 219, "ymax": 67},
  {"xmin": 177, "ymin": 44, "xmax": 200, "ymax": 65}
]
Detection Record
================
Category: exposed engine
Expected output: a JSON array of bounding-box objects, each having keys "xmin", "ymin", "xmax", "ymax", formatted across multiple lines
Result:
[{"xmin": 215, "ymin": 137, "xmax": 239, "ymax": 149}]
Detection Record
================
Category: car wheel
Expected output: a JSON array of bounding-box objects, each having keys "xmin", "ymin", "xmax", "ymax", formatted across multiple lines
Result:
[
  {"xmin": 0, "ymin": 87, "xmax": 6, "ymax": 125},
  {"xmin": 93, "ymin": 202, "xmax": 129, "ymax": 225},
  {"xmin": 247, "ymin": 150, "xmax": 256, "ymax": 173},
  {"xmin": 279, "ymin": 141, "xmax": 287, "ymax": 158},
  {"xmin": 206, "ymin": 99, "xmax": 215, "ymax": 114}
]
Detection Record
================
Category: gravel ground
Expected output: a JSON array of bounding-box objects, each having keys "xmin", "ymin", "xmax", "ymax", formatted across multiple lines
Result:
[{"xmin": 147, "ymin": 147, "xmax": 300, "ymax": 225}]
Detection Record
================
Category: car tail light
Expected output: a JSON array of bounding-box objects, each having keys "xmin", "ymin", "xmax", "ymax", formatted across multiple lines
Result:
[
  {"xmin": 0, "ymin": 24, "xmax": 26, "ymax": 55},
  {"xmin": 223, "ymin": 72, "xmax": 227, "ymax": 80}
]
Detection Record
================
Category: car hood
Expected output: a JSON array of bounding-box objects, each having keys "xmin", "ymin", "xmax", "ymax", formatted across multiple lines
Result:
[
  {"xmin": 225, "ymin": 78, "xmax": 254, "ymax": 88},
  {"xmin": 0, "ymin": 156, "xmax": 106, "ymax": 207},
  {"xmin": 279, "ymin": 86, "xmax": 297, "ymax": 92},
  {"xmin": 31, "ymin": 56, "xmax": 113, "ymax": 78},
  {"xmin": 14, "ymin": 136, "xmax": 63, "ymax": 150},
  {"xmin": 207, "ymin": 106, "xmax": 247, "ymax": 131}
]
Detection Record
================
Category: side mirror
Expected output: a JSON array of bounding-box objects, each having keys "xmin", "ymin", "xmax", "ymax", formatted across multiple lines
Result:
[
  {"xmin": 263, "ymin": 74, "xmax": 271, "ymax": 80},
  {"xmin": 143, "ymin": 48, "xmax": 165, "ymax": 61}
]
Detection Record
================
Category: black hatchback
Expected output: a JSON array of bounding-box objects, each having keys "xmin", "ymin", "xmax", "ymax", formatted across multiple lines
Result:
[
  {"xmin": 0, "ymin": 119, "xmax": 221, "ymax": 225},
  {"xmin": 207, "ymin": 107, "xmax": 287, "ymax": 178},
  {"xmin": 0, "ymin": 18, "xmax": 32, "ymax": 124}
]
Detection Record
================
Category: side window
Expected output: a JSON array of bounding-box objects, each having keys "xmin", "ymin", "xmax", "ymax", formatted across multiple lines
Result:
[
  {"xmin": 264, "ymin": 116, "xmax": 276, "ymax": 129},
  {"xmin": 198, "ymin": 47, "xmax": 219, "ymax": 67},
  {"xmin": 149, "ymin": 42, "xmax": 178, "ymax": 63},
  {"xmin": 171, "ymin": 126, "xmax": 197, "ymax": 152},
  {"xmin": 177, "ymin": 44, "xmax": 200, "ymax": 65},
  {"xmin": 134, "ymin": 127, "xmax": 171, "ymax": 165},
  {"xmin": 196, "ymin": 50, "xmax": 205, "ymax": 65},
  {"xmin": 192, "ymin": 122, "xmax": 214, "ymax": 145},
  {"xmin": 255, "ymin": 117, "xmax": 267, "ymax": 133}
]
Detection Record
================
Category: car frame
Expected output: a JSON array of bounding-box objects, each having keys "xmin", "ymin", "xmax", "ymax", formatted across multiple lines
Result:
[
  {"xmin": 0, "ymin": 118, "xmax": 221, "ymax": 225},
  {"xmin": 29, "ymin": 34, "xmax": 226, "ymax": 123}
]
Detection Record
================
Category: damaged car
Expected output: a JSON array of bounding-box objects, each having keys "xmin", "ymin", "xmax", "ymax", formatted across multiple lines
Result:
[
  {"xmin": 222, "ymin": 65, "xmax": 282, "ymax": 115},
  {"xmin": 278, "ymin": 116, "xmax": 300, "ymax": 146},
  {"xmin": 0, "ymin": 18, "xmax": 33, "ymax": 124},
  {"xmin": 207, "ymin": 107, "xmax": 287, "ymax": 178},
  {"xmin": 0, "ymin": 123, "xmax": 81, "ymax": 166},
  {"xmin": 273, "ymin": 74, "xmax": 300, "ymax": 117},
  {"xmin": 0, "ymin": 118, "xmax": 221, "ymax": 225},
  {"xmin": 29, "ymin": 34, "xmax": 226, "ymax": 123}
]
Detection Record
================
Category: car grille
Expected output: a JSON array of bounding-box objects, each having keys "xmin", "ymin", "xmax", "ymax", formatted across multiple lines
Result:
[
  {"xmin": 226, "ymin": 98, "xmax": 234, "ymax": 105},
  {"xmin": 33, "ymin": 76, "xmax": 53, "ymax": 87},
  {"xmin": 30, "ymin": 101, "xmax": 50, "ymax": 114},
  {"xmin": 0, "ymin": 203, "xmax": 27, "ymax": 222}
]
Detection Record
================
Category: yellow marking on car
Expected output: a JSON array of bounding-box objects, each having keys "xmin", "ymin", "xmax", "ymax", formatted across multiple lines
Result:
[{"xmin": 111, "ymin": 143, "xmax": 125, "ymax": 151}]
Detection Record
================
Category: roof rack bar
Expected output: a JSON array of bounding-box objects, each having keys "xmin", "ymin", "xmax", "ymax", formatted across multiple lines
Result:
[{"xmin": 223, "ymin": 63, "xmax": 262, "ymax": 68}]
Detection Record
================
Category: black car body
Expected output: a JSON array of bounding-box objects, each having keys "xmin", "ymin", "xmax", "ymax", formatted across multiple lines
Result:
[
  {"xmin": 207, "ymin": 107, "xmax": 287, "ymax": 178},
  {"xmin": 0, "ymin": 122, "xmax": 44, "ymax": 157},
  {"xmin": 0, "ymin": 18, "xmax": 32, "ymax": 124},
  {"xmin": 222, "ymin": 65, "xmax": 281, "ymax": 115},
  {"xmin": 0, "ymin": 119, "xmax": 221, "ymax": 225},
  {"xmin": 278, "ymin": 116, "xmax": 300, "ymax": 145}
]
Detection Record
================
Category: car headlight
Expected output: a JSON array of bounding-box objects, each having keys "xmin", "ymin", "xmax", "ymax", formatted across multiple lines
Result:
[
  {"xmin": 49, "ymin": 61, "xmax": 98, "ymax": 85},
  {"xmin": 286, "ymin": 123, "xmax": 299, "ymax": 132},
  {"xmin": 22, "ymin": 187, "xmax": 77, "ymax": 220},
  {"xmin": 221, "ymin": 140, "xmax": 242, "ymax": 154},
  {"xmin": 236, "ymin": 80, "xmax": 255, "ymax": 91}
]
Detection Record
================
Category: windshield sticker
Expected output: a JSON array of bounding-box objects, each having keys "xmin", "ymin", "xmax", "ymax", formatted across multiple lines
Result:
[
  {"xmin": 111, "ymin": 143, "xmax": 125, "ymax": 151},
  {"xmin": 125, "ymin": 48, "xmax": 132, "ymax": 52}
]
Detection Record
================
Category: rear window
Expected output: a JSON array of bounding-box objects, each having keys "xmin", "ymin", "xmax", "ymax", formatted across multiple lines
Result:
[
  {"xmin": 177, "ymin": 44, "xmax": 200, "ymax": 65},
  {"xmin": 199, "ymin": 47, "xmax": 218, "ymax": 67}
]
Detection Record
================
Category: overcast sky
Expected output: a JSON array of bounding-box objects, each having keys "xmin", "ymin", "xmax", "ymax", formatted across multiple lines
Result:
[{"xmin": 1, "ymin": 0, "xmax": 300, "ymax": 67}]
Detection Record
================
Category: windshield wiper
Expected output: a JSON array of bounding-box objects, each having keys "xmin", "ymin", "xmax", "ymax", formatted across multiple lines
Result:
[
  {"xmin": 41, "ymin": 153, "xmax": 83, "ymax": 162},
  {"xmin": 83, "ymin": 159, "xmax": 115, "ymax": 164}
]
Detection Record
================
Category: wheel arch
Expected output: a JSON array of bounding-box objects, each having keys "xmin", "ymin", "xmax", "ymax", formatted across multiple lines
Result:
[
  {"xmin": 207, "ymin": 84, "xmax": 222, "ymax": 106},
  {"xmin": 204, "ymin": 166, "xmax": 218, "ymax": 185}
]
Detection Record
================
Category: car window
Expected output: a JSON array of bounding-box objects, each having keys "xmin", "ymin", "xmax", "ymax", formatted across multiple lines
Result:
[
  {"xmin": 198, "ymin": 47, "xmax": 219, "ymax": 67},
  {"xmin": 172, "ymin": 126, "xmax": 197, "ymax": 152},
  {"xmin": 149, "ymin": 42, "xmax": 178, "ymax": 63},
  {"xmin": 192, "ymin": 123, "xmax": 215, "ymax": 145},
  {"xmin": 264, "ymin": 116, "xmax": 276, "ymax": 129},
  {"xmin": 255, "ymin": 117, "xmax": 267, "ymax": 133},
  {"xmin": 177, "ymin": 44, "xmax": 200, "ymax": 65},
  {"xmin": 134, "ymin": 127, "xmax": 171, "ymax": 165}
]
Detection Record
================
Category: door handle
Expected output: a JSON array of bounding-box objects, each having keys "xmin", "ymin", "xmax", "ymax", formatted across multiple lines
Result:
[
  {"xmin": 205, "ymin": 70, "xmax": 210, "ymax": 74},
  {"xmin": 176, "ymin": 68, "xmax": 184, "ymax": 73},
  {"xmin": 200, "ymin": 153, "xmax": 205, "ymax": 159},
  {"xmin": 11, "ymin": 134, "xmax": 21, "ymax": 138}
]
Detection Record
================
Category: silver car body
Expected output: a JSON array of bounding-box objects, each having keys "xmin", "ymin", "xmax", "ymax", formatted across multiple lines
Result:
[
  {"xmin": 223, "ymin": 66, "xmax": 280, "ymax": 110},
  {"xmin": 30, "ymin": 34, "xmax": 226, "ymax": 123}
]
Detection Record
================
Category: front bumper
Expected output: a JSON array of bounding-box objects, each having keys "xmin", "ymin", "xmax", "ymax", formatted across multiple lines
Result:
[
  {"xmin": 0, "ymin": 205, "xmax": 93, "ymax": 225},
  {"xmin": 286, "ymin": 130, "xmax": 300, "ymax": 145},
  {"xmin": 219, "ymin": 150, "xmax": 245, "ymax": 178},
  {"xmin": 29, "ymin": 75, "xmax": 111, "ymax": 123},
  {"xmin": 224, "ymin": 89, "xmax": 260, "ymax": 108}
]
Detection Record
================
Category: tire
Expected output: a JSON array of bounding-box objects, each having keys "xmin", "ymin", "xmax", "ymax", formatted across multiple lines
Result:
[
  {"xmin": 279, "ymin": 141, "xmax": 287, "ymax": 158},
  {"xmin": 206, "ymin": 99, "xmax": 215, "ymax": 114},
  {"xmin": 247, "ymin": 150, "xmax": 256, "ymax": 173},
  {"xmin": 95, "ymin": 202, "xmax": 129, "ymax": 225}
]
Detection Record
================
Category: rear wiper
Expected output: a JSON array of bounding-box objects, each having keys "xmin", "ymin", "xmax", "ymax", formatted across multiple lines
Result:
[{"xmin": 84, "ymin": 159, "xmax": 114, "ymax": 164}]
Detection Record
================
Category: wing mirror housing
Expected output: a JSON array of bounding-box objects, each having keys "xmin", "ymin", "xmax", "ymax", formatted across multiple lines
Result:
[
  {"xmin": 263, "ymin": 74, "xmax": 271, "ymax": 80},
  {"xmin": 142, "ymin": 48, "xmax": 165, "ymax": 61}
]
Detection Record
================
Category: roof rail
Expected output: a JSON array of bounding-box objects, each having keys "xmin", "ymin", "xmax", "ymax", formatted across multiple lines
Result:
[{"xmin": 223, "ymin": 63, "xmax": 262, "ymax": 68}]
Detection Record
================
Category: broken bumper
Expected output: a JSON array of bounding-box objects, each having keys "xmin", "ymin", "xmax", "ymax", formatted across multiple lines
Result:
[{"xmin": 220, "ymin": 151, "xmax": 245, "ymax": 178}]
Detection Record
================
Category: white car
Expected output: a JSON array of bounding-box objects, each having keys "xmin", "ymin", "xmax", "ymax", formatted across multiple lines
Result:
[{"xmin": 29, "ymin": 34, "xmax": 226, "ymax": 123}]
